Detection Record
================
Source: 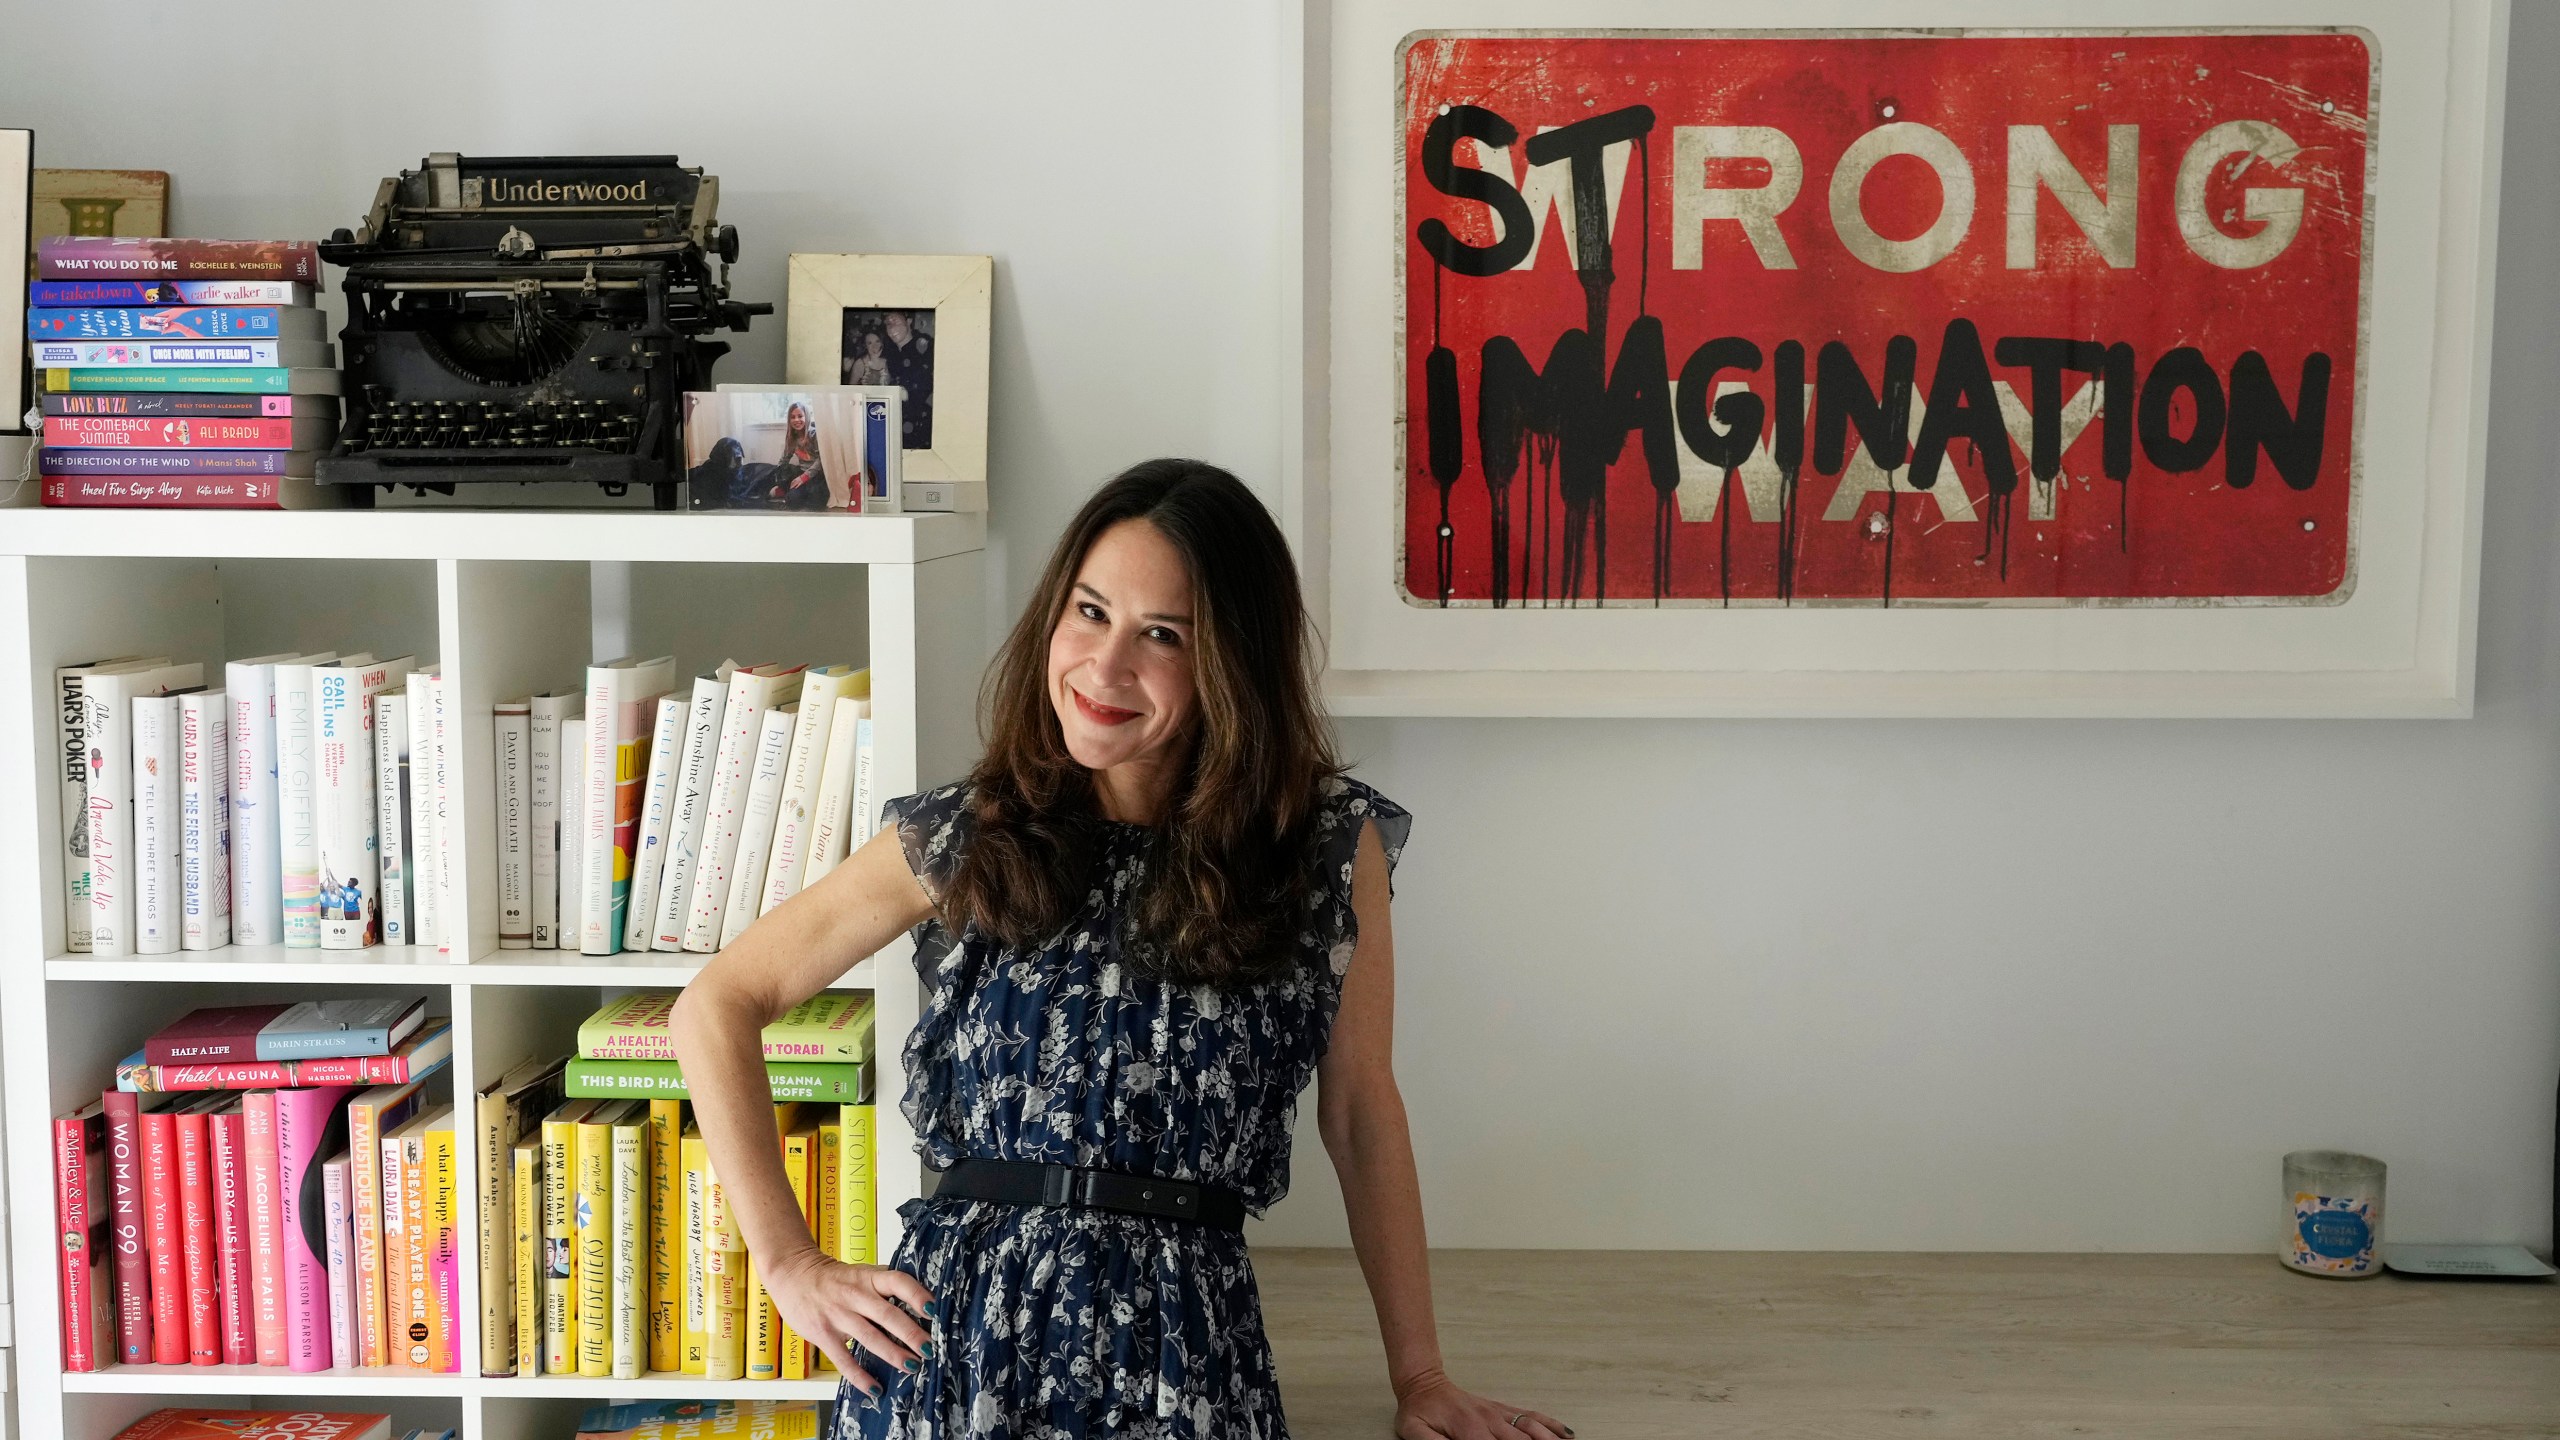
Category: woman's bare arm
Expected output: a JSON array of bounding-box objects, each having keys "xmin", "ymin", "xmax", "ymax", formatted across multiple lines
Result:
[
  {"xmin": 1317, "ymin": 819, "xmax": 1573, "ymax": 1439},
  {"xmin": 669, "ymin": 819, "xmax": 940, "ymax": 1393}
]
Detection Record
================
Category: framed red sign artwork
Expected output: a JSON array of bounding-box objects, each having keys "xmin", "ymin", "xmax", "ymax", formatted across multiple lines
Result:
[{"xmin": 1284, "ymin": 0, "xmax": 2508, "ymax": 715}]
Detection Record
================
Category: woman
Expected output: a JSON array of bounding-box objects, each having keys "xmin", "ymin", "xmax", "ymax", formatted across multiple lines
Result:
[
  {"xmin": 847, "ymin": 329, "xmax": 893, "ymax": 387},
  {"xmin": 770, "ymin": 400, "xmax": 831, "ymax": 510},
  {"xmin": 672, "ymin": 459, "xmax": 1572, "ymax": 1440}
]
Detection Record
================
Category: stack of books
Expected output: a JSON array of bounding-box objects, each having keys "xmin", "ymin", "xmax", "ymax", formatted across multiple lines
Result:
[
  {"xmin": 54, "ymin": 1000, "xmax": 457, "ymax": 1375},
  {"xmin": 489, "ymin": 992, "xmax": 877, "ymax": 1383},
  {"xmin": 493, "ymin": 660, "xmax": 877, "ymax": 955},
  {"xmin": 55, "ymin": 650, "xmax": 457, "ymax": 958},
  {"xmin": 27, "ymin": 237, "xmax": 342, "ymax": 510},
  {"xmin": 576, "ymin": 1401, "xmax": 823, "ymax": 1440}
]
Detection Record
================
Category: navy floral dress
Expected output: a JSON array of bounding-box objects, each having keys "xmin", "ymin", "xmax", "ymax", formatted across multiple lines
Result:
[{"xmin": 840, "ymin": 773, "xmax": 1411, "ymax": 1440}]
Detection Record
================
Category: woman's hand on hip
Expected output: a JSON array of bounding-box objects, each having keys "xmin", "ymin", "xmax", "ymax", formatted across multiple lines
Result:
[
  {"xmin": 761, "ymin": 1246, "xmax": 938, "ymax": 1397},
  {"xmin": 1394, "ymin": 1367, "xmax": 1574, "ymax": 1440}
]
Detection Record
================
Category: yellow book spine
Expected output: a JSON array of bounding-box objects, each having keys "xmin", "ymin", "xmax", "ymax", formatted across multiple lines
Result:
[
  {"xmin": 779, "ymin": 1121, "xmax": 816, "ymax": 1380},
  {"xmin": 838, "ymin": 1104, "xmax": 876, "ymax": 1264},
  {"xmin": 815, "ymin": 1119, "xmax": 841, "ymax": 1374},
  {"xmin": 704, "ymin": 1162, "xmax": 745, "ymax": 1381},
  {"xmin": 611, "ymin": 1115, "xmax": 646, "ymax": 1379},
  {"xmin": 648, "ymin": 1098, "xmax": 682, "ymax": 1373},
  {"xmin": 680, "ymin": 1128, "xmax": 708, "ymax": 1375},
  {"xmin": 512, "ymin": 1139, "xmax": 540, "ymax": 1376},
  {"xmin": 540, "ymin": 1109, "xmax": 580, "ymax": 1374},
  {"xmin": 401, "ymin": 1129, "xmax": 431, "ymax": 1367},
  {"xmin": 746, "ymin": 1251, "xmax": 779, "ymax": 1380},
  {"xmin": 426, "ymin": 1122, "xmax": 458, "ymax": 1374},
  {"xmin": 575, "ymin": 1112, "xmax": 614, "ymax": 1377}
]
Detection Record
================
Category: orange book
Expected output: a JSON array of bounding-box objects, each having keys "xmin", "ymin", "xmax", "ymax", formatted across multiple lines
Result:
[{"xmin": 109, "ymin": 1411, "xmax": 392, "ymax": 1440}]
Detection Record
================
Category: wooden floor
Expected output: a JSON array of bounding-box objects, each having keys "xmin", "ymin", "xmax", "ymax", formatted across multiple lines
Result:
[{"xmin": 1253, "ymin": 1249, "xmax": 2560, "ymax": 1439}]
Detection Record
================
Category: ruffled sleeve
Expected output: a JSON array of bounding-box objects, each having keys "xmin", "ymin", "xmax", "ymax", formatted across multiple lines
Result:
[
  {"xmin": 876, "ymin": 779, "xmax": 978, "ymax": 1171},
  {"xmin": 1310, "ymin": 773, "xmax": 1412, "ymax": 978},
  {"xmin": 878, "ymin": 778, "xmax": 973, "ymax": 912}
]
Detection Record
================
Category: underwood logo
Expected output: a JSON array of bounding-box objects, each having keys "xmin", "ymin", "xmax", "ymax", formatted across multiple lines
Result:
[{"xmin": 480, "ymin": 177, "xmax": 650, "ymax": 205}]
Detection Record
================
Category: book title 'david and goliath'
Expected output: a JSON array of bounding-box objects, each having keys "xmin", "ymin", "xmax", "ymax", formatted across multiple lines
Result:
[{"xmin": 1399, "ymin": 30, "xmax": 2373, "ymax": 607}]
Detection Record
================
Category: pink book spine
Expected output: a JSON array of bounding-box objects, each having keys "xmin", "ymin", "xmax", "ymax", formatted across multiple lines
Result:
[
  {"xmin": 100, "ymin": 1091, "xmax": 153, "ymax": 1365},
  {"xmin": 173, "ymin": 1112, "xmax": 219, "ymax": 1364},
  {"xmin": 243, "ymin": 1091, "xmax": 286, "ymax": 1366},
  {"xmin": 274, "ymin": 1086, "xmax": 353, "ymax": 1371},
  {"xmin": 53, "ymin": 1109, "xmax": 101, "ymax": 1372},
  {"xmin": 209, "ymin": 1108, "xmax": 252, "ymax": 1364},
  {"xmin": 140, "ymin": 1107, "xmax": 186, "ymax": 1364}
]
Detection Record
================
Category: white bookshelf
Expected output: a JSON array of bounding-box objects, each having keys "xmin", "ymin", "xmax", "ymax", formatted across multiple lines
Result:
[{"xmin": 0, "ymin": 508, "xmax": 989, "ymax": 1440}]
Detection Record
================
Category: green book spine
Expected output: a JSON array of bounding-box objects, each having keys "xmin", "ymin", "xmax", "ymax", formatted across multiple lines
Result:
[
  {"xmin": 565, "ymin": 1058, "xmax": 867, "ymax": 1103},
  {"xmin": 578, "ymin": 989, "xmax": 875, "ymax": 1062},
  {"xmin": 43, "ymin": 366, "xmax": 292, "ymax": 393}
]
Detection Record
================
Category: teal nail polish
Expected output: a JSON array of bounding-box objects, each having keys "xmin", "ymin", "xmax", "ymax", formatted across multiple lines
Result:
[
  {"xmin": 922, "ymin": 1340, "xmax": 936, "ymax": 1359},
  {"xmin": 902, "ymin": 1356, "xmax": 920, "ymax": 1373}
]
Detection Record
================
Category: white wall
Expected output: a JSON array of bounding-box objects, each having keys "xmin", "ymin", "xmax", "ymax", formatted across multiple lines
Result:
[{"xmin": 9, "ymin": 0, "xmax": 2554, "ymax": 1255}]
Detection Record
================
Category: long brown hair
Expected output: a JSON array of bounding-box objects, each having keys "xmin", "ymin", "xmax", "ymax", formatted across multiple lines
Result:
[{"xmin": 942, "ymin": 458, "xmax": 1344, "ymax": 989}]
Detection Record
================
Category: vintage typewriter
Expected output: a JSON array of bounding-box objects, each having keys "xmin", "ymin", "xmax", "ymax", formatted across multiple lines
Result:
[{"xmin": 316, "ymin": 153, "xmax": 769, "ymax": 508}]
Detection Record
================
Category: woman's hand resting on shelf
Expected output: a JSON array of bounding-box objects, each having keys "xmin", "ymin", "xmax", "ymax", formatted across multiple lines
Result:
[{"xmin": 760, "ymin": 1244, "xmax": 939, "ymax": 1398}]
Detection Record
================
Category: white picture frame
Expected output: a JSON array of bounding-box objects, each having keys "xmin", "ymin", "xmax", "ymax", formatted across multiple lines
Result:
[
  {"xmin": 1282, "ymin": 0, "xmax": 2510, "ymax": 717},
  {"xmin": 784, "ymin": 253, "xmax": 992, "ymax": 488}
]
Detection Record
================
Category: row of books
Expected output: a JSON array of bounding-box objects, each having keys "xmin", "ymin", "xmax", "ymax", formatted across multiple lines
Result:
[
  {"xmin": 53, "ymin": 1058, "xmax": 460, "ymax": 1372},
  {"xmin": 497, "ymin": 659, "xmax": 879, "ymax": 954},
  {"xmin": 496, "ymin": 992, "xmax": 878, "ymax": 1382},
  {"xmin": 55, "ymin": 990, "xmax": 878, "ymax": 1378},
  {"xmin": 58, "ymin": 650, "xmax": 453, "ymax": 956},
  {"xmin": 27, "ymin": 238, "xmax": 345, "ymax": 509}
]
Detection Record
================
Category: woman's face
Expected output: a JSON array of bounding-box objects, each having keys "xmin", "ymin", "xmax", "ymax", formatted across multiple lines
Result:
[
  {"xmin": 786, "ymin": 403, "xmax": 809, "ymax": 435},
  {"xmin": 1047, "ymin": 517, "xmax": 1198, "ymax": 786},
  {"xmin": 864, "ymin": 332, "xmax": 885, "ymax": 360}
]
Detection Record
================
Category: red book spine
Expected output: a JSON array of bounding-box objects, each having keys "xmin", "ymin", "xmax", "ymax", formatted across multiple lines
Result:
[
  {"xmin": 144, "ymin": 1007, "xmax": 284, "ymax": 1066},
  {"xmin": 293, "ymin": 1054, "xmax": 419, "ymax": 1086},
  {"xmin": 41, "ymin": 474, "xmax": 316, "ymax": 510},
  {"xmin": 37, "ymin": 236, "xmax": 321, "ymax": 283},
  {"xmin": 100, "ymin": 1091, "xmax": 152, "ymax": 1365},
  {"xmin": 174, "ymin": 1112, "xmax": 220, "ymax": 1364},
  {"xmin": 148, "ymin": 1059, "xmax": 299, "ymax": 1091},
  {"xmin": 53, "ymin": 1107, "xmax": 106, "ymax": 1371},
  {"xmin": 209, "ymin": 1108, "xmax": 253, "ymax": 1364},
  {"xmin": 44, "ymin": 415, "xmax": 306, "ymax": 448},
  {"xmin": 244, "ymin": 1091, "xmax": 286, "ymax": 1366},
  {"xmin": 140, "ymin": 1107, "xmax": 187, "ymax": 1364}
]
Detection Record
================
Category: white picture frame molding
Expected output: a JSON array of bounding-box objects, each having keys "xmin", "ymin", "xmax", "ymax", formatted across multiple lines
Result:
[
  {"xmin": 1280, "ymin": 0, "xmax": 2509, "ymax": 717},
  {"xmin": 785, "ymin": 252, "xmax": 993, "ymax": 489}
]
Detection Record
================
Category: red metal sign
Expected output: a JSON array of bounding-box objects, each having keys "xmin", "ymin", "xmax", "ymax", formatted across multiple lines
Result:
[{"xmin": 1399, "ymin": 31, "xmax": 2373, "ymax": 606}]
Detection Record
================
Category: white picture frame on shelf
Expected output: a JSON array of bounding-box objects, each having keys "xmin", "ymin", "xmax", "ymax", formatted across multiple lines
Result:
[
  {"xmin": 785, "ymin": 253, "xmax": 992, "ymax": 490},
  {"xmin": 1283, "ymin": 0, "xmax": 2509, "ymax": 717}
]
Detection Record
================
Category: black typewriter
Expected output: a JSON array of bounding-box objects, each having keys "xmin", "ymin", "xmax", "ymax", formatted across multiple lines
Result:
[{"xmin": 316, "ymin": 153, "xmax": 770, "ymax": 508}]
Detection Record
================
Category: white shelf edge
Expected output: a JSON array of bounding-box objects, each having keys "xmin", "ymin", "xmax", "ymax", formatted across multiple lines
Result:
[
  {"xmin": 1, "ymin": 508, "xmax": 987, "ymax": 566},
  {"xmin": 62, "ymin": 1364, "xmax": 468, "ymax": 1396},
  {"xmin": 481, "ymin": 1375, "xmax": 843, "ymax": 1398},
  {"xmin": 46, "ymin": 949, "xmax": 876, "ymax": 989}
]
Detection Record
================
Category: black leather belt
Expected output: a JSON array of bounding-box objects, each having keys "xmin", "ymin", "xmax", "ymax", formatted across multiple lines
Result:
[{"xmin": 932, "ymin": 1156, "xmax": 1247, "ymax": 1232}]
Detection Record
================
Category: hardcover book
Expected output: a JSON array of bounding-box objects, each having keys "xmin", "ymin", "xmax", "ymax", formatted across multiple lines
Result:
[
  {"xmin": 579, "ymin": 990, "xmax": 873, "ymax": 1062},
  {"xmin": 564, "ymin": 1058, "xmax": 869, "ymax": 1104},
  {"xmin": 109, "ymin": 1412, "xmax": 390, "ymax": 1440},
  {"xmin": 38, "ymin": 236, "xmax": 323, "ymax": 282},
  {"xmin": 29, "ymin": 279, "xmax": 316, "ymax": 307},
  {"xmin": 28, "ymin": 305, "xmax": 325, "ymax": 340}
]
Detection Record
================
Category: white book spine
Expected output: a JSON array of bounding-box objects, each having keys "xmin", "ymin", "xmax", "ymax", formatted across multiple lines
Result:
[
  {"xmin": 316, "ymin": 666, "xmax": 387, "ymax": 950},
  {"xmin": 718, "ymin": 705, "xmax": 799, "ymax": 947},
  {"xmin": 759, "ymin": 671, "xmax": 854, "ymax": 916},
  {"xmin": 179, "ymin": 691, "xmax": 232, "ymax": 950},
  {"xmin": 324, "ymin": 1157, "xmax": 355, "ymax": 1372},
  {"xmin": 581, "ymin": 657, "xmax": 674, "ymax": 955},
  {"xmin": 405, "ymin": 684, "xmax": 441, "ymax": 950},
  {"xmin": 852, "ymin": 716, "xmax": 877, "ymax": 847},
  {"xmin": 496, "ymin": 705, "xmax": 532, "ymax": 948},
  {"xmin": 84, "ymin": 685, "xmax": 134, "ymax": 955},
  {"xmin": 651, "ymin": 676, "xmax": 728, "ymax": 951},
  {"xmin": 681, "ymin": 675, "xmax": 778, "ymax": 952},
  {"xmin": 132, "ymin": 693, "xmax": 182, "ymax": 955},
  {"xmin": 228, "ymin": 662, "xmax": 284, "ymax": 946},
  {"xmin": 624, "ymin": 695, "xmax": 686, "ymax": 951},
  {"xmin": 580, "ymin": 682, "xmax": 620, "ymax": 955},
  {"xmin": 562, "ymin": 716, "xmax": 587, "ymax": 949},
  {"xmin": 528, "ymin": 694, "xmax": 570, "ymax": 948},
  {"xmin": 803, "ymin": 696, "xmax": 869, "ymax": 889},
  {"xmin": 59, "ymin": 668, "xmax": 96, "ymax": 952},
  {"xmin": 275, "ymin": 662, "xmax": 324, "ymax": 947},
  {"xmin": 375, "ymin": 691, "xmax": 411, "ymax": 946},
  {"xmin": 429, "ymin": 671, "xmax": 454, "ymax": 955}
]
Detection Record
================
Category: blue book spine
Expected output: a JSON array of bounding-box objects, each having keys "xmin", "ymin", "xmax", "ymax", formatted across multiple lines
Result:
[
  {"xmin": 29, "ymin": 280, "xmax": 311, "ymax": 306},
  {"xmin": 30, "ymin": 306, "xmax": 288, "ymax": 339},
  {"xmin": 254, "ymin": 1026, "xmax": 392, "ymax": 1060},
  {"xmin": 39, "ymin": 447, "xmax": 299, "ymax": 476}
]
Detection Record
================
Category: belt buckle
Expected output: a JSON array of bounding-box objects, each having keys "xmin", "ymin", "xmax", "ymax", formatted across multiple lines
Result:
[
  {"xmin": 1088, "ymin": 1168, "xmax": 1200, "ymax": 1220},
  {"xmin": 1042, "ymin": 1165, "xmax": 1075, "ymax": 1207}
]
